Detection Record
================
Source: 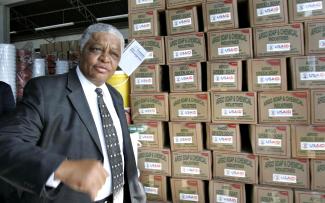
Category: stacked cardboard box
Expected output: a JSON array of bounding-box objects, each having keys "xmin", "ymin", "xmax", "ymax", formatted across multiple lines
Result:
[{"xmin": 128, "ymin": 0, "xmax": 325, "ymax": 202}]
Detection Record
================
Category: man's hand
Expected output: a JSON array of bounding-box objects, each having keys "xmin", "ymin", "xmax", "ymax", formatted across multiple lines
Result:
[{"xmin": 54, "ymin": 160, "xmax": 108, "ymax": 200}]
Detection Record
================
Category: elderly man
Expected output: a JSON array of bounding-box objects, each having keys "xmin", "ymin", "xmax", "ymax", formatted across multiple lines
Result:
[{"xmin": 0, "ymin": 23, "xmax": 145, "ymax": 203}]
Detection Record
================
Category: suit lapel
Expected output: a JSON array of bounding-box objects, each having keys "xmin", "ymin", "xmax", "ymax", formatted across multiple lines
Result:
[{"xmin": 66, "ymin": 69, "xmax": 103, "ymax": 155}]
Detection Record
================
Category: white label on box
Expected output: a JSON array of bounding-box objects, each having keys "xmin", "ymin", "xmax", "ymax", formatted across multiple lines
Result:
[
  {"xmin": 257, "ymin": 75, "xmax": 281, "ymax": 84},
  {"xmin": 173, "ymin": 18, "xmax": 192, "ymax": 27},
  {"xmin": 218, "ymin": 46, "xmax": 240, "ymax": 55},
  {"xmin": 297, "ymin": 1, "xmax": 322, "ymax": 12},
  {"xmin": 222, "ymin": 108, "xmax": 244, "ymax": 117},
  {"xmin": 135, "ymin": 77, "xmax": 153, "ymax": 85},
  {"xmin": 212, "ymin": 136, "xmax": 233, "ymax": 144},
  {"xmin": 173, "ymin": 50, "xmax": 193, "ymax": 58},
  {"xmin": 258, "ymin": 138, "xmax": 282, "ymax": 147},
  {"xmin": 300, "ymin": 71, "xmax": 325, "ymax": 80},
  {"xmin": 268, "ymin": 109, "xmax": 293, "ymax": 117},
  {"xmin": 224, "ymin": 169, "xmax": 246, "ymax": 177},
  {"xmin": 139, "ymin": 108, "xmax": 157, "ymax": 115},
  {"xmin": 210, "ymin": 12, "xmax": 232, "ymax": 22},
  {"xmin": 257, "ymin": 5, "xmax": 281, "ymax": 16},
  {"xmin": 273, "ymin": 173, "xmax": 297, "ymax": 183},
  {"xmin": 175, "ymin": 75, "xmax": 194, "ymax": 83},
  {"xmin": 144, "ymin": 186, "xmax": 158, "ymax": 194},
  {"xmin": 145, "ymin": 51, "xmax": 154, "ymax": 59},
  {"xmin": 134, "ymin": 22, "xmax": 151, "ymax": 31},
  {"xmin": 144, "ymin": 162, "xmax": 162, "ymax": 170},
  {"xmin": 214, "ymin": 74, "xmax": 236, "ymax": 83},
  {"xmin": 216, "ymin": 195, "xmax": 238, "ymax": 203},
  {"xmin": 181, "ymin": 166, "xmax": 200, "ymax": 174},
  {"xmin": 136, "ymin": 0, "xmax": 153, "ymax": 5},
  {"xmin": 301, "ymin": 142, "xmax": 325, "ymax": 150},
  {"xmin": 174, "ymin": 136, "xmax": 193, "ymax": 144},
  {"xmin": 139, "ymin": 134, "xmax": 155, "ymax": 141},
  {"xmin": 180, "ymin": 193, "xmax": 199, "ymax": 202},
  {"xmin": 178, "ymin": 109, "xmax": 198, "ymax": 117},
  {"xmin": 319, "ymin": 40, "xmax": 325, "ymax": 48},
  {"xmin": 267, "ymin": 43, "xmax": 291, "ymax": 52}
]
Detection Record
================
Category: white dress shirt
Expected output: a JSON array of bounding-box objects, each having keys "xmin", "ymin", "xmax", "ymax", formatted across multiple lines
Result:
[{"xmin": 46, "ymin": 67, "xmax": 124, "ymax": 202}]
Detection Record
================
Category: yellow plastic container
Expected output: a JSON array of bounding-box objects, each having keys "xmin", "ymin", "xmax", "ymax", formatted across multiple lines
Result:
[{"xmin": 107, "ymin": 70, "xmax": 130, "ymax": 108}]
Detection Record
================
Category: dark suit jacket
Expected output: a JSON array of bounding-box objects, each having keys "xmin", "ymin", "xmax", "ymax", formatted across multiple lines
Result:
[
  {"xmin": 0, "ymin": 69, "xmax": 145, "ymax": 203},
  {"xmin": 0, "ymin": 81, "xmax": 15, "ymax": 115}
]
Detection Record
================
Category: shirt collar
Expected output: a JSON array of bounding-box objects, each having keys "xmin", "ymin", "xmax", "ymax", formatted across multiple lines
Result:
[{"xmin": 76, "ymin": 66, "xmax": 107, "ymax": 93}]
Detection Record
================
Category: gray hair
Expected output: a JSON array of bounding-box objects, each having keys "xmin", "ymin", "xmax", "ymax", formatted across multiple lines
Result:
[{"xmin": 79, "ymin": 23, "xmax": 125, "ymax": 53}]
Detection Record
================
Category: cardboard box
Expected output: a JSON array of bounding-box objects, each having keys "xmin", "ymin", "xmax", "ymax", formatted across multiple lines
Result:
[
  {"xmin": 172, "ymin": 151, "xmax": 212, "ymax": 180},
  {"xmin": 130, "ymin": 64, "xmax": 162, "ymax": 93},
  {"xmin": 311, "ymin": 159, "xmax": 325, "ymax": 191},
  {"xmin": 129, "ymin": 10, "xmax": 160, "ymax": 38},
  {"xmin": 213, "ymin": 151, "xmax": 258, "ymax": 184},
  {"xmin": 295, "ymin": 190, "xmax": 325, "ymax": 203},
  {"xmin": 169, "ymin": 62, "xmax": 202, "ymax": 92},
  {"xmin": 207, "ymin": 60, "xmax": 242, "ymax": 91},
  {"xmin": 252, "ymin": 185, "xmax": 293, "ymax": 203},
  {"xmin": 305, "ymin": 20, "xmax": 325, "ymax": 55},
  {"xmin": 138, "ymin": 148, "xmax": 171, "ymax": 176},
  {"xmin": 131, "ymin": 93, "xmax": 169, "ymax": 121},
  {"xmin": 258, "ymin": 91, "xmax": 310, "ymax": 124},
  {"xmin": 209, "ymin": 180, "xmax": 245, "ymax": 203},
  {"xmin": 128, "ymin": 0, "xmax": 165, "ymax": 12},
  {"xmin": 250, "ymin": 124, "xmax": 291, "ymax": 158},
  {"xmin": 211, "ymin": 92, "xmax": 257, "ymax": 124},
  {"xmin": 165, "ymin": 32, "xmax": 206, "ymax": 64},
  {"xmin": 206, "ymin": 123, "xmax": 241, "ymax": 152},
  {"xmin": 290, "ymin": 55, "xmax": 325, "ymax": 89},
  {"xmin": 207, "ymin": 28, "xmax": 253, "ymax": 60},
  {"xmin": 169, "ymin": 122, "xmax": 203, "ymax": 151},
  {"xmin": 311, "ymin": 89, "xmax": 325, "ymax": 124},
  {"xmin": 166, "ymin": 6, "xmax": 199, "ymax": 35},
  {"xmin": 140, "ymin": 174, "xmax": 168, "ymax": 202},
  {"xmin": 289, "ymin": 0, "xmax": 325, "ymax": 22},
  {"xmin": 247, "ymin": 58, "xmax": 287, "ymax": 91},
  {"xmin": 202, "ymin": 0, "xmax": 239, "ymax": 32},
  {"xmin": 135, "ymin": 36, "xmax": 165, "ymax": 65},
  {"xmin": 254, "ymin": 23, "xmax": 304, "ymax": 58},
  {"xmin": 131, "ymin": 121, "xmax": 165, "ymax": 149},
  {"xmin": 292, "ymin": 125, "xmax": 325, "ymax": 159},
  {"xmin": 166, "ymin": 0, "xmax": 204, "ymax": 9},
  {"xmin": 259, "ymin": 156, "xmax": 310, "ymax": 189},
  {"xmin": 171, "ymin": 178, "xmax": 205, "ymax": 203},
  {"xmin": 169, "ymin": 92, "xmax": 211, "ymax": 122},
  {"xmin": 249, "ymin": 0, "xmax": 288, "ymax": 27}
]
